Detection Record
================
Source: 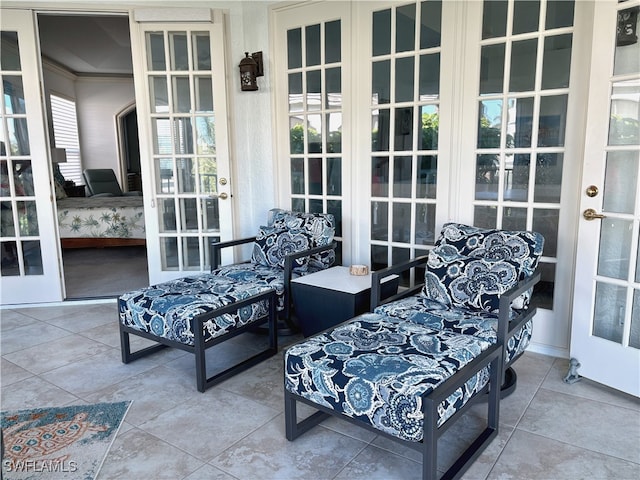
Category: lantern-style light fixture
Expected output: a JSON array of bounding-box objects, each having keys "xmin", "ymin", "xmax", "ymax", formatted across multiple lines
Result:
[{"xmin": 239, "ymin": 51, "xmax": 264, "ymax": 91}]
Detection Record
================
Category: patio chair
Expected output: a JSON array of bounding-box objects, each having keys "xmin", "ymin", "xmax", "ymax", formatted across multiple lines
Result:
[{"xmin": 371, "ymin": 222, "xmax": 544, "ymax": 396}]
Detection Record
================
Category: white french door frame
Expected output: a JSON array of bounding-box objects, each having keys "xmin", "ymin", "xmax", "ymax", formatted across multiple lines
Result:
[
  {"xmin": 130, "ymin": 9, "xmax": 235, "ymax": 284},
  {"xmin": 570, "ymin": 0, "xmax": 640, "ymax": 397},
  {"xmin": 271, "ymin": 0, "xmax": 589, "ymax": 360},
  {"xmin": 0, "ymin": 9, "xmax": 63, "ymax": 305}
]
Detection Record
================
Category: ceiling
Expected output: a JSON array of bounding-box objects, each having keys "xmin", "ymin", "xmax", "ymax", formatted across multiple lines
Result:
[{"xmin": 38, "ymin": 14, "xmax": 133, "ymax": 76}]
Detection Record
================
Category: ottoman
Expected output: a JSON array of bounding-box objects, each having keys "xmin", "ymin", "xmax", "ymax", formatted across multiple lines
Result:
[
  {"xmin": 284, "ymin": 313, "xmax": 502, "ymax": 480},
  {"xmin": 119, "ymin": 274, "xmax": 278, "ymax": 392}
]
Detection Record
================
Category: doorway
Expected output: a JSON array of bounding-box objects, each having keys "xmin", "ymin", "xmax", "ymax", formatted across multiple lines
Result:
[{"xmin": 37, "ymin": 12, "xmax": 149, "ymax": 299}]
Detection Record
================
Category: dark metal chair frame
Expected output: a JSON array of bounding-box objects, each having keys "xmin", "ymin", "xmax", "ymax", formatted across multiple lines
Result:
[
  {"xmin": 285, "ymin": 332, "xmax": 502, "ymax": 480},
  {"xmin": 120, "ymin": 289, "xmax": 277, "ymax": 392}
]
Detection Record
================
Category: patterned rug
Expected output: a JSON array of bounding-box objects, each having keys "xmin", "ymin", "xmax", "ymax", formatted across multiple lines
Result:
[{"xmin": 1, "ymin": 401, "xmax": 131, "ymax": 480}]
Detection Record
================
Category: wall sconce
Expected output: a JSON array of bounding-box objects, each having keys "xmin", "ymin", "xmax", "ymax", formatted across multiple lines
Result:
[{"xmin": 239, "ymin": 51, "xmax": 264, "ymax": 91}]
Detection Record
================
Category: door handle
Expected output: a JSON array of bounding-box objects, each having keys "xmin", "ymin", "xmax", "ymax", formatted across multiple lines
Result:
[
  {"xmin": 583, "ymin": 208, "xmax": 605, "ymax": 221},
  {"xmin": 208, "ymin": 192, "xmax": 229, "ymax": 200}
]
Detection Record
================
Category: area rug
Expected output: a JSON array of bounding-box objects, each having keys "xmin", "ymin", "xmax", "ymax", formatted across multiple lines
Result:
[{"xmin": 1, "ymin": 401, "xmax": 131, "ymax": 480}]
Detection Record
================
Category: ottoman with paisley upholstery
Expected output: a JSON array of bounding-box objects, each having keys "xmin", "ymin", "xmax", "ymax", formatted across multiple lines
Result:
[
  {"xmin": 119, "ymin": 276, "xmax": 277, "ymax": 392},
  {"xmin": 284, "ymin": 313, "xmax": 502, "ymax": 480}
]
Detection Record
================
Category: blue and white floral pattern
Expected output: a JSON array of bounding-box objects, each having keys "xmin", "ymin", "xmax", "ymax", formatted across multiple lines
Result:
[
  {"xmin": 251, "ymin": 226, "xmax": 311, "ymax": 271},
  {"xmin": 373, "ymin": 223, "xmax": 543, "ymax": 364},
  {"xmin": 119, "ymin": 274, "xmax": 273, "ymax": 346},
  {"xmin": 268, "ymin": 209, "xmax": 336, "ymax": 270},
  {"xmin": 423, "ymin": 253, "xmax": 521, "ymax": 313},
  {"xmin": 374, "ymin": 296, "xmax": 532, "ymax": 363},
  {"xmin": 428, "ymin": 223, "xmax": 543, "ymax": 311},
  {"xmin": 285, "ymin": 313, "xmax": 492, "ymax": 442},
  {"xmin": 436, "ymin": 223, "xmax": 544, "ymax": 293}
]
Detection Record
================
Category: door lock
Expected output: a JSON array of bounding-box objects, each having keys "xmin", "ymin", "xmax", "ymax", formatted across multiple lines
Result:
[
  {"xmin": 583, "ymin": 208, "xmax": 605, "ymax": 221},
  {"xmin": 219, "ymin": 178, "xmax": 227, "ymax": 186},
  {"xmin": 585, "ymin": 185, "xmax": 599, "ymax": 197}
]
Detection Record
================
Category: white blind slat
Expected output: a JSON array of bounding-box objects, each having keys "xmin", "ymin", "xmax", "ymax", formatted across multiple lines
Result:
[{"xmin": 50, "ymin": 94, "xmax": 83, "ymax": 185}]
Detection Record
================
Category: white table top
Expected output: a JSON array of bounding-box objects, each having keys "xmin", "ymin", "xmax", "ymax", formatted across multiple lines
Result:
[{"xmin": 292, "ymin": 266, "xmax": 395, "ymax": 294}]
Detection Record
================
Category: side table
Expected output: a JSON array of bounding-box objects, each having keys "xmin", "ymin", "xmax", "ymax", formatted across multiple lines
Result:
[{"xmin": 291, "ymin": 266, "xmax": 399, "ymax": 337}]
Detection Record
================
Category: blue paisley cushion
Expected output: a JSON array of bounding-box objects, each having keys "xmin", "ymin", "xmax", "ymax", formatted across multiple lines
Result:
[
  {"xmin": 436, "ymin": 222, "xmax": 544, "ymax": 275},
  {"xmin": 433, "ymin": 223, "xmax": 544, "ymax": 310},
  {"xmin": 284, "ymin": 313, "xmax": 492, "ymax": 442},
  {"xmin": 423, "ymin": 252, "xmax": 521, "ymax": 313},
  {"xmin": 268, "ymin": 209, "xmax": 336, "ymax": 270},
  {"xmin": 374, "ymin": 296, "xmax": 532, "ymax": 363},
  {"xmin": 212, "ymin": 262, "xmax": 292, "ymax": 312},
  {"xmin": 251, "ymin": 225, "xmax": 311, "ymax": 271},
  {"xmin": 119, "ymin": 274, "xmax": 274, "ymax": 346}
]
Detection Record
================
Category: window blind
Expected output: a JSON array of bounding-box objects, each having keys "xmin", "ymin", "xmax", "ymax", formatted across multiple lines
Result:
[{"xmin": 50, "ymin": 94, "xmax": 83, "ymax": 185}]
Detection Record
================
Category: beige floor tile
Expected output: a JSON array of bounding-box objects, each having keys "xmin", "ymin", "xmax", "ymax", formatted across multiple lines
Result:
[
  {"xmin": 211, "ymin": 414, "xmax": 369, "ymax": 480},
  {"xmin": 0, "ymin": 357, "xmax": 34, "ymax": 386},
  {"xmin": 1, "ymin": 321, "xmax": 72, "ymax": 354},
  {"xmin": 0, "ymin": 309, "xmax": 40, "ymax": 331},
  {"xmin": 518, "ymin": 387, "xmax": 640, "ymax": 463},
  {"xmin": 100, "ymin": 427, "xmax": 205, "ymax": 479},
  {"xmin": 3, "ymin": 333, "xmax": 112, "ymax": 374},
  {"xmin": 43, "ymin": 302, "xmax": 117, "ymax": 332},
  {"xmin": 138, "ymin": 388, "xmax": 280, "ymax": 462},
  {"xmin": 41, "ymin": 348, "xmax": 158, "ymax": 397},
  {"xmin": 487, "ymin": 429, "xmax": 640, "ymax": 479},
  {"xmin": 334, "ymin": 443, "xmax": 422, "ymax": 480},
  {"xmin": 1, "ymin": 375, "xmax": 80, "ymax": 410},
  {"xmin": 218, "ymin": 353, "xmax": 286, "ymax": 412},
  {"xmin": 183, "ymin": 463, "xmax": 240, "ymax": 480},
  {"xmin": 542, "ymin": 358, "xmax": 640, "ymax": 411},
  {"xmin": 83, "ymin": 365, "xmax": 204, "ymax": 426}
]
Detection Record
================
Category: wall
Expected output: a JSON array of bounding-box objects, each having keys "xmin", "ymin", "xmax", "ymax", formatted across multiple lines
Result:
[
  {"xmin": 74, "ymin": 77, "xmax": 135, "ymax": 178},
  {"xmin": 41, "ymin": 62, "xmax": 76, "ymax": 146},
  {"xmin": 221, "ymin": 1, "xmax": 277, "ymax": 237}
]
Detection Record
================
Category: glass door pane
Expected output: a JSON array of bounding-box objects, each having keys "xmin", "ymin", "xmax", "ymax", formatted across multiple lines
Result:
[
  {"xmin": 473, "ymin": 0, "xmax": 576, "ymax": 310},
  {"xmin": 139, "ymin": 24, "xmax": 231, "ymax": 277},
  {"xmin": 286, "ymin": 18, "xmax": 344, "ymax": 261},
  {"xmin": 592, "ymin": 1, "xmax": 640, "ymax": 348},
  {"xmin": 370, "ymin": 0, "xmax": 442, "ymax": 282},
  {"xmin": 1, "ymin": 11, "xmax": 62, "ymax": 303}
]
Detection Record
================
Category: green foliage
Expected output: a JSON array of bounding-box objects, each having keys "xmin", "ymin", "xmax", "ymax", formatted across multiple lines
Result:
[{"xmin": 609, "ymin": 115, "xmax": 640, "ymax": 145}]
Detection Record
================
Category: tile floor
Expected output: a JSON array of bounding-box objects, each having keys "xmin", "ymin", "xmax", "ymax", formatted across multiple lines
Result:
[{"xmin": 1, "ymin": 301, "xmax": 639, "ymax": 479}]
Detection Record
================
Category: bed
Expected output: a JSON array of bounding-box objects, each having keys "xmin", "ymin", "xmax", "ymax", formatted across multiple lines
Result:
[{"xmin": 56, "ymin": 196, "xmax": 146, "ymax": 248}]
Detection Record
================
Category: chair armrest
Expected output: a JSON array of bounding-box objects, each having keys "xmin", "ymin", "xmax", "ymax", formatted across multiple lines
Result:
[
  {"xmin": 283, "ymin": 241, "xmax": 337, "ymax": 285},
  {"xmin": 210, "ymin": 236, "xmax": 257, "ymax": 271},
  {"xmin": 497, "ymin": 271, "xmax": 542, "ymax": 352},
  {"xmin": 370, "ymin": 255, "xmax": 429, "ymax": 311}
]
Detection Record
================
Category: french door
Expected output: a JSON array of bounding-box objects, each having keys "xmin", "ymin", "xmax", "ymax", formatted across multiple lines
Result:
[
  {"xmin": 570, "ymin": 0, "xmax": 640, "ymax": 397},
  {"xmin": 272, "ymin": 1, "xmax": 352, "ymax": 264},
  {"xmin": 272, "ymin": 0, "xmax": 583, "ymax": 359},
  {"xmin": 130, "ymin": 10, "xmax": 234, "ymax": 284},
  {"xmin": 0, "ymin": 10, "xmax": 63, "ymax": 304}
]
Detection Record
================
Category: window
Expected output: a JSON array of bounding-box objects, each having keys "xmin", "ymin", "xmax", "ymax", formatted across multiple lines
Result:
[{"xmin": 50, "ymin": 93, "xmax": 82, "ymax": 184}]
